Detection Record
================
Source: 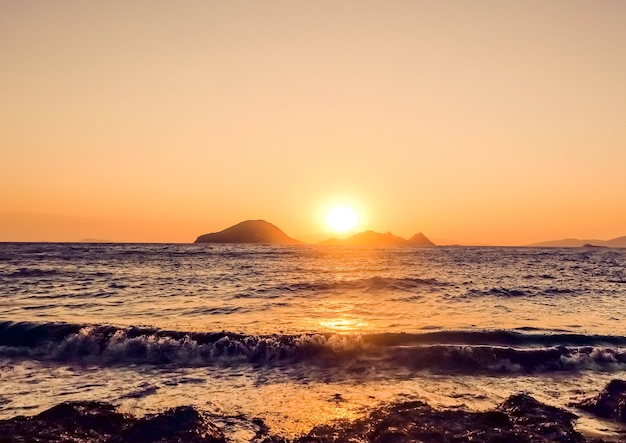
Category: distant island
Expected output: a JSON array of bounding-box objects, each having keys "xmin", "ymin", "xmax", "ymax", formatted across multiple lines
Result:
[
  {"xmin": 195, "ymin": 220, "xmax": 302, "ymax": 244},
  {"xmin": 321, "ymin": 230, "xmax": 435, "ymax": 247},
  {"xmin": 196, "ymin": 222, "xmax": 625, "ymax": 248},
  {"xmin": 195, "ymin": 220, "xmax": 436, "ymax": 247},
  {"xmin": 528, "ymin": 235, "xmax": 626, "ymax": 248}
]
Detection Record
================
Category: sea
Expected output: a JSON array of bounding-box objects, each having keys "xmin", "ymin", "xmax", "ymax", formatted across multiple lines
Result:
[{"xmin": 1, "ymin": 242, "xmax": 626, "ymax": 440}]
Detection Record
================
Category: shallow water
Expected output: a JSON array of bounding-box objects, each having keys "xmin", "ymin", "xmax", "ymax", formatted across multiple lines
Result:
[{"xmin": 1, "ymin": 243, "xmax": 625, "ymax": 439}]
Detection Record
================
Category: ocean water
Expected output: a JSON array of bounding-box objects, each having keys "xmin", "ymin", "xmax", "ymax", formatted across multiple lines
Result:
[{"xmin": 1, "ymin": 243, "xmax": 626, "ymax": 440}]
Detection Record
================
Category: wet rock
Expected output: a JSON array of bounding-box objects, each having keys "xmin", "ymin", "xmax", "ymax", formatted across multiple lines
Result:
[
  {"xmin": 498, "ymin": 394, "xmax": 581, "ymax": 442},
  {"xmin": 296, "ymin": 395, "xmax": 589, "ymax": 443},
  {"xmin": 0, "ymin": 395, "xmax": 614, "ymax": 442},
  {"xmin": 38, "ymin": 401, "xmax": 128, "ymax": 435},
  {"xmin": 110, "ymin": 405, "xmax": 225, "ymax": 443},
  {"xmin": 0, "ymin": 401, "xmax": 128, "ymax": 442},
  {"xmin": 577, "ymin": 379, "xmax": 626, "ymax": 423},
  {"xmin": 0, "ymin": 402, "xmax": 225, "ymax": 443}
]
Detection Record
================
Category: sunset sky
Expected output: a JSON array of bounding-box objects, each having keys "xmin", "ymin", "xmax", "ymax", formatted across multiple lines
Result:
[{"xmin": 2, "ymin": 1, "xmax": 625, "ymax": 245}]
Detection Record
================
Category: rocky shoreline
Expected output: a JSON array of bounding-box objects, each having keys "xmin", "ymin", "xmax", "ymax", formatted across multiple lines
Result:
[{"xmin": 1, "ymin": 380, "xmax": 625, "ymax": 443}]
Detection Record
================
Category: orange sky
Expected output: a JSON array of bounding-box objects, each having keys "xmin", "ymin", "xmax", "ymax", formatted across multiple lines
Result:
[{"xmin": 2, "ymin": 1, "xmax": 625, "ymax": 245}]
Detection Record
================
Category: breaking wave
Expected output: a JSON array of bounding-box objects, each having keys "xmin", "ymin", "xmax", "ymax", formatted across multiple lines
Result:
[{"xmin": 2, "ymin": 321, "xmax": 626, "ymax": 374}]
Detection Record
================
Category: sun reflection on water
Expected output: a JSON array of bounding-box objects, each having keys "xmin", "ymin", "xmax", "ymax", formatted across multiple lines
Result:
[
  {"xmin": 319, "ymin": 317, "xmax": 368, "ymax": 332},
  {"xmin": 308, "ymin": 294, "xmax": 374, "ymax": 333}
]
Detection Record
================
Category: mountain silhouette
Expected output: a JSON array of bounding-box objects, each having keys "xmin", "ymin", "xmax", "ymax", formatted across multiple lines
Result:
[
  {"xmin": 408, "ymin": 232, "xmax": 436, "ymax": 247},
  {"xmin": 195, "ymin": 220, "xmax": 302, "ymax": 245},
  {"xmin": 528, "ymin": 235, "xmax": 626, "ymax": 248},
  {"xmin": 321, "ymin": 231, "xmax": 406, "ymax": 246},
  {"xmin": 321, "ymin": 230, "xmax": 436, "ymax": 247}
]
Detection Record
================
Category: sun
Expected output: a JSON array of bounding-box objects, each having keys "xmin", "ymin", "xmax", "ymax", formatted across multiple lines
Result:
[{"xmin": 326, "ymin": 205, "xmax": 358, "ymax": 233}]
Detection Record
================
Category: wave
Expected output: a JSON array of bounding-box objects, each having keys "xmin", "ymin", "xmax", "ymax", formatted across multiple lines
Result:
[
  {"xmin": 3, "ymin": 268, "xmax": 61, "ymax": 278},
  {"xmin": 462, "ymin": 286, "xmax": 576, "ymax": 298},
  {"xmin": 1, "ymin": 268, "xmax": 116, "ymax": 280},
  {"xmin": 253, "ymin": 276, "xmax": 445, "ymax": 296},
  {"xmin": 1, "ymin": 321, "xmax": 626, "ymax": 374}
]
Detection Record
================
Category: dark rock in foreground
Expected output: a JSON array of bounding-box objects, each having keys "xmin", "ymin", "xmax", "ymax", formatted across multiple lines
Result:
[
  {"xmin": 295, "ymin": 394, "xmax": 591, "ymax": 443},
  {"xmin": 0, "ymin": 401, "xmax": 126, "ymax": 443},
  {"xmin": 0, "ymin": 393, "xmax": 618, "ymax": 442},
  {"xmin": 577, "ymin": 379, "xmax": 626, "ymax": 423},
  {"xmin": 111, "ymin": 405, "xmax": 224, "ymax": 443},
  {"xmin": 0, "ymin": 401, "xmax": 226, "ymax": 443},
  {"xmin": 195, "ymin": 220, "xmax": 302, "ymax": 245}
]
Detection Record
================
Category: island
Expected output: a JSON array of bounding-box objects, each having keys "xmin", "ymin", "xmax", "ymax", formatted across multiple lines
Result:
[
  {"xmin": 194, "ymin": 220, "xmax": 303, "ymax": 245},
  {"xmin": 195, "ymin": 220, "xmax": 436, "ymax": 247},
  {"xmin": 321, "ymin": 230, "xmax": 435, "ymax": 247},
  {"xmin": 528, "ymin": 235, "xmax": 626, "ymax": 248}
]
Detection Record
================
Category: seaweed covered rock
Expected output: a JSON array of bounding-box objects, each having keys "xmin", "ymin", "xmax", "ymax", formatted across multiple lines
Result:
[{"xmin": 577, "ymin": 379, "xmax": 626, "ymax": 423}]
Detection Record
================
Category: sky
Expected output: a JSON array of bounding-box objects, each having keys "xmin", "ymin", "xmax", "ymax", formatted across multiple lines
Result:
[{"xmin": 2, "ymin": 1, "xmax": 625, "ymax": 245}]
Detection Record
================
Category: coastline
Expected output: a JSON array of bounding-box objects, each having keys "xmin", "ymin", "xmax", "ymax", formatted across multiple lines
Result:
[{"xmin": 1, "ymin": 385, "xmax": 625, "ymax": 442}]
